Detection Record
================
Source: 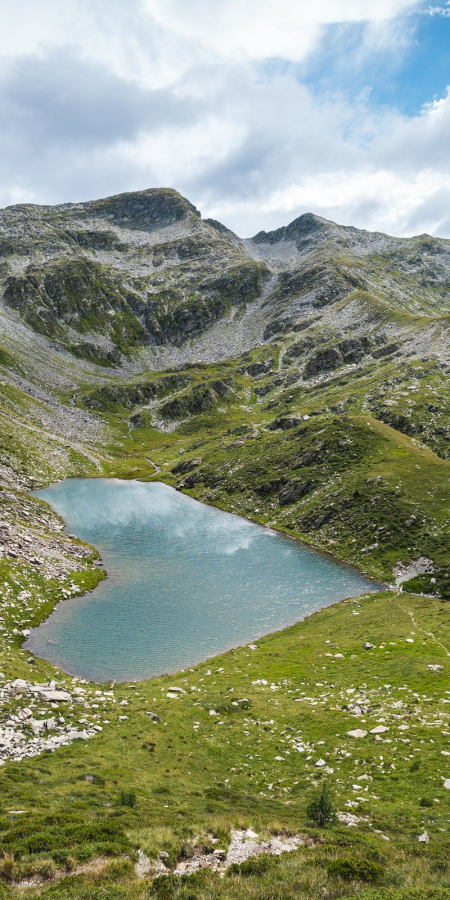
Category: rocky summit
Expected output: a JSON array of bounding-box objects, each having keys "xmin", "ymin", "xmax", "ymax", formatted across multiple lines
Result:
[{"xmin": 1, "ymin": 188, "xmax": 450, "ymax": 897}]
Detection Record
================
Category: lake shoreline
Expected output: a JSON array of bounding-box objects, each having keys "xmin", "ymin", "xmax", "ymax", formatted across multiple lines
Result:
[{"xmin": 24, "ymin": 478, "xmax": 382, "ymax": 683}]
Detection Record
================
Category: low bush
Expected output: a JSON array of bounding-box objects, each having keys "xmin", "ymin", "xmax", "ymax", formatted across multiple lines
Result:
[
  {"xmin": 227, "ymin": 853, "xmax": 276, "ymax": 877},
  {"xmin": 327, "ymin": 855, "xmax": 384, "ymax": 883},
  {"xmin": 118, "ymin": 789, "xmax": 137, "ymax": 809}
]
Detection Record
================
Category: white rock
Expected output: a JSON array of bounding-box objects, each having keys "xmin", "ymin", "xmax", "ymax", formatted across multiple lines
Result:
[
  {"xmin": 418, "ymin": 831, "xmax": 429, "ymax": 843},
  {"xmin": 347, "ymin": 729, "xmax": 368, "ymax": 738},
  {"xmin": 32, "ymin": 687, "xmax": 72, "ymax": 702},
  {"xmin": 370, "ymin": 725, "xmax": 389, "ymax": 734}
]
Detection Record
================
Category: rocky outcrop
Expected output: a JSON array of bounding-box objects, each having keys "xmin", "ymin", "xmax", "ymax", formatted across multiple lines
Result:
[
  {"xmin": 83, "ymin": 374, "xmax": 190, "ymax": 411},
  {"xmin": 171, "ymin": 457, "xmax": 202, "ymax": 475},
  {"xmin": 159, "ymin": 379, "xmax": 233, "ymax": 420},
  {"xmin": 267, "ymin": 415, "xmax": 303, "ymax": 431},
  {"xmin": 303, "ymin": 347, "xmax": 343, "ymax": 377},
  {"xmin": 279, "ymin": 479, "xmax": 314, "ymax": 506}
]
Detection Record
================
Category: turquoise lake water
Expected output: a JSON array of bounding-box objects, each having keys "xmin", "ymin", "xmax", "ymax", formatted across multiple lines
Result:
[{"xmin": 25, "ymin": 479, "xmax": 380, "ymax": 682}]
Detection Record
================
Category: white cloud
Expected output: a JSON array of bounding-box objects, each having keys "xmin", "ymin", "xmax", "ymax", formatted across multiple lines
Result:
[
  {"xmin": 424, "ymin": 3, "xmax": 450, "ymax": 15},
  {"xmin": 144, "ymin": 0, "xmax": 421, "ymax": 63}
]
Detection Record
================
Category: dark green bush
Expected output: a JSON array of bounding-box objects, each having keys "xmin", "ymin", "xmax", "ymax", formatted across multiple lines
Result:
[
  {"xmin": 227, "ymin": 854, "xmax": 278, "ymax": 877},
  {"xmin": 328, "ymin": 855, "xmax": 383, "ymax": 883},
  {"xmin": 51, "ymin": 849, "xmax": 70, "ymax": 866},
  {"xmin": 118, "ymin": 789, "xmax": 137, "ymax": 808},
  {"xmin": 306, "ymin": 782, "xmax": 337, "ymax": 827},
  {"xmin": 149, "ymin": 874, "xmax": 180, "ymax": 899}
]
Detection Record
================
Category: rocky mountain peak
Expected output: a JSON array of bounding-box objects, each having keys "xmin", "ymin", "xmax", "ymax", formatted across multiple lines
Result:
[
  {"xmin": 251, "ymin": 212, "xmax": 329, "ymax": 245},
  {"xmin": 84, "ymin": 187, "xmax": 200, "ymax": 232}
]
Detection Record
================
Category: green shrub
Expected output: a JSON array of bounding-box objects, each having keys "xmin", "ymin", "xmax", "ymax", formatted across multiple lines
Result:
[
  {"xmin": 149, "ymin": 874, "xmax": 180, "ymax": 899},
  {"xmin": 118, "ymin": 789, "xmax": 137, "ymax": 809},
  {"xmin": 150, "ymin": 870, "xmax": 209, "ymax": 899},
  {"xmin": 100, "ymin": 858, "xmax": 135, "ymax": 880},
  {"xmin": 328, "ymin": 855, "xmax": 383, "ymax": 883},
  {"xmin": 52, "ymin": 849, "xmax": 70, "ymax": 866},
  {"xmin": 180, "ymin": 870, "xmax": 207, "ymax": 889},
  {"xmin": 34, "ymin": 858, "xmax": 57, "ymax": 881},
  {"xmin": 227, "ymin": 853, "xmax": 276, "ymax": 877},
  {"xmin": 306, "ymin": 782, "xmax": 337, "ymax": 827}
]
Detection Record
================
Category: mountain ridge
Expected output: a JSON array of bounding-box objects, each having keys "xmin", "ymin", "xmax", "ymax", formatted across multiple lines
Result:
[{"xmin": 1, "ymin": 187, "xmax": 450, "ymax": 374}]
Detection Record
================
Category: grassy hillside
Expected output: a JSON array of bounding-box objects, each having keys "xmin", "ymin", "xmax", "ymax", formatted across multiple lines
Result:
[{"xmin": 2, "ymin": 590, "xmax": 450, "ymax": 897}]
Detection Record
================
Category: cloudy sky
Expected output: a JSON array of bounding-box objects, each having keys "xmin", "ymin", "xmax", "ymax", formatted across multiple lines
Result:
[{"xmin": 1, "ymin": 0, "xmax": 450, "ymax": 236}]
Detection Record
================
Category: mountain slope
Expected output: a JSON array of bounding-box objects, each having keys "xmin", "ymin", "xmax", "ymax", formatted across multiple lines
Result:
[
  {"xmin": 0, "ymin": 189, "xmax": 450, "ymax": 896},
  {"xmin": 0, "ymin": 189, "xmax": 449, "ymax": 589}
]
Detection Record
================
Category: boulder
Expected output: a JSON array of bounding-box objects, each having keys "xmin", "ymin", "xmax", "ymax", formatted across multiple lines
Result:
[
  {"xmin": 279, "ymin": 480, "xmax": 314, "ymax": 506},
  {"xmin": 304, "ymin": 347, "xmax": 343, "ymax": 378},
  {"xmin": 171, "ymin": 458, "xmax": 202, "ymax": 476},
  {"xmin": 267, "ymin": 415, "xmax": 302, "ymax": 431},
  {"xmin": 32, "ymin": 688, "xmax": 72, "ymax": 702}
]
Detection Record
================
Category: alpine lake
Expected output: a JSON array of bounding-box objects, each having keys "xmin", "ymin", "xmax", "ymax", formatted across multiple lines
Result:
[{"xmin": 25, "ymin": 479, "xmax": 382, "ymax": 682}]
